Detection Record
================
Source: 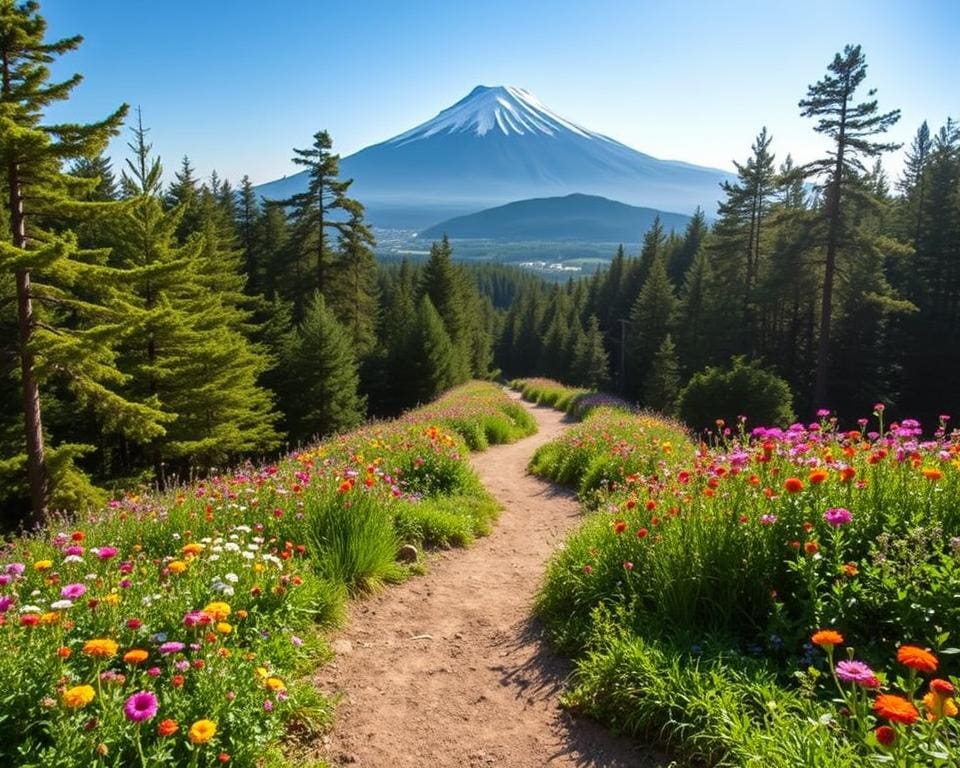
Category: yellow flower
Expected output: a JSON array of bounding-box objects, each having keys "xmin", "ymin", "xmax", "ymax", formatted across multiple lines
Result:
[
  {"xmin": 62, "ymin": 685, "xmax": 95, "ymax": 709},
  {"xmin": 203, "ymin": 601, "xmax": 231, "ymax": 621},
  {"xmin": 924, "ymin": 692, "xmax": 960, "ymax": 721},
  {"xmin": 187, "ymin": 719, "xmax": 217, "ymax": 744},
  {"xmin": 216, "ymin": 622, "xmax": 232, "ymax": 634},
  {"xmin": 253, "ymin": 563, "xmax": 264, "ymax": 573},
  {"xmin": 82, "ymin": 638, "xmax": 118, "ymax": 658},
  {"xmin": 123, "ymin": 649, "xmax": 149, "ymax": 665},
  {"xmin": 167, "ymin": 560, "xmax": 188, "ymax": 574},
  {"xmin": 103, "ymin": 593, "xmax": 120, "ymax": 606},
  {"xmin": 265, "ymin": 677, "xmax": 286, "ymax": 691},
  {"xmin": 181, "ymin": 543, "xmax": 204, "ymax": 557},
  {"xmin": 39, "ymin": 612, "xmax": 60, "ymax": 626},
  {"xmin": 255, "ymin": 666, "xmax": 268, "ymax": 679},
  {"xmin": 34, "ymin": 560, "xmax": 53, "ymax": 571}
]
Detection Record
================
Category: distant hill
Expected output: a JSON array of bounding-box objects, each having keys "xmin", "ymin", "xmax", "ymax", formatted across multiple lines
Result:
[
  {"xmin": 255, "ymin": 85, "xmax": 733, "ymax": 228},
  {"xmin": 419, "ymin": 194, "xmax": 692, "ymax": 242}
]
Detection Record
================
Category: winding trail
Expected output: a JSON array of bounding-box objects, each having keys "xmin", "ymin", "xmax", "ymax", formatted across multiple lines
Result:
[{"xmin": 315, "ymin": 392, "xmax": 663, "ymax": 768}]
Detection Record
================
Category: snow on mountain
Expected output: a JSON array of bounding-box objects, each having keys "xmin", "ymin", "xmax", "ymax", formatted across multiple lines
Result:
[{"xmin": 255, "ymin": 85, "xmax": 735, "ymax": 229}]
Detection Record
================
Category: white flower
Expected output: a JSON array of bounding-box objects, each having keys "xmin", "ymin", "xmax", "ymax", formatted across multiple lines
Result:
[
  {"xmin": 242, "ymin": 551, "xmax": 255, "ymax": 560},
  {"xmin": 224, "ymin": 573, "xmax": 239, "ymax": 583},
  {"xmin": 246, "ymin": 543, "xmax": 259, "ymax": 551},
  {"xmin": 50, "ymin": 600, "xmax": 73, "ymax": 610},
  {"xmin": 208, "ymin": 554, "xmax": 220, "ymax": 562},
  {"xmin": 21, "ymin": 604, "xmax": 42, "ymax": 613},
  {"xmin": 63, "ymin": 555, "xmax": 84, "ymax": 564},
  {"xmin": 85, "ymin": 573, "xmax": 97, "ymax": 581}
]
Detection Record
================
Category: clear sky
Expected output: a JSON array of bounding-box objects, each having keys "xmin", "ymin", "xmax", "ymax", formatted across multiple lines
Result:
[{"xmin": 42, "ymin": 0, "xmax": 958, "ymax": 187}]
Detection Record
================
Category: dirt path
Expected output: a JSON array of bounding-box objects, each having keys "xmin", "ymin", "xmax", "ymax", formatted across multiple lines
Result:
[{"xmin": 315, "ymin": 393, "xmax": 662, "ymax": 768}]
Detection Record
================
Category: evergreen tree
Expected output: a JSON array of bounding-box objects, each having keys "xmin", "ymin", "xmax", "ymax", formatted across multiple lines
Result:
[
  {"xmin": 236, "ymin": 175, "xmax": 261, "ymax": 294},
  {"xmin": 798, "ymin": 44, "xmax": 901, "ymax": 406},
  {"xmin": 897, "ymin": 121, "xmax": 932, "ymax": 250},
  {"xmin": 627, "ymin": 255, "xmax": 677, "ymax": 402},
  {"xmin": 420, "ymin": 235, "xmax": 471, "ymax": 381},
  {"xmin": 0, "ymin": 1, "xmax": 167, "ymax": 521},
  {"xmin": 279, "ymin": 130, "xmax": 351, "ymax": 313},
  {"xmin": 677, "ymin": 248, "xmax": 720, "ymax": 375},
  {"xmin": 329, "ymin": 199, "xmax": 379, "ymax": 357},
  {"xmin": 574, "ymin": 315, "xmax": 611, "ymax": 389},
  {"xmin": 406, "ymin": 295, "xmax": 455, "ymax": 404},
  {"xmin": 280, "ymin": 292, "xmax": 364, "ymax": 442},
  {"xmin": 165, "ymin": 155, "xmax": 201, "ymax": 239},
  {"xmin": 69, "ymin": 152, "xmax": 118, "ymax": 201},
  {"xmin": 644, "ymin": 334, "xmax": 680, "ymax": 415},
  {"xmin": 668, "ymin": 207, "xmax": 707, "ymax": 286}
]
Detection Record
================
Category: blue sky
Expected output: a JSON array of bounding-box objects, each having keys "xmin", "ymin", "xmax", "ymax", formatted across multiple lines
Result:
[{"xmin": 43, "ymin": 0, "xmax": 958, "ymax": 187}]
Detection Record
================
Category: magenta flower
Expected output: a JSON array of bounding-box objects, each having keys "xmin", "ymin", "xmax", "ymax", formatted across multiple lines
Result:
[
  {"xmin": 158, "ymin": 642, "xmax": 185, "ymax": 655},
  {"xmin": 760, "ymin": 514, "xmax": 778, "ymax": 526},
  {"xmin": 836, "ymin": 660, "xmax": 877, "ymax": 686},
  {"xmin": 823, "ymin": 507, "xmax": 852, "ymax": 527},
  {"xmin": 61, "ymin": 583, "xmax": 87, "ymax": 600},
  {"xmin": 0, "ymin": 595, "xmax": 14, "ymax": 613},
  {"xmin": 93, "ymin": 546, "xmax": 118, "ymax": 560},
  {"xmin": 123, "ymin": 691, "xmax": 159, "ymax": 722}
]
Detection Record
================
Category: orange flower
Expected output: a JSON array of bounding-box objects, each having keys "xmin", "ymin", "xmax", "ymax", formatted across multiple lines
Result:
[
  {"xmin": 874, "ymin": 694, "xmax": 920, "ymax": 725},
  {"xmin": 784, "ymin": 478, "xmax": 804, "ymax": 493},
  {"xmin": 123, "ymin": 649, "xmax": 149, "ymax": 665},
  {"xmin": 181, "ymin": 542, "xmax": 204, "ymax": 557},
  {"xmin": 804, "ymin": 540, "xmax": 819, "ymax": 555},
  {"xmin": 82, "ymin": 638, "xmax": 118, "ymax": 658},
  {"xmin": 923, "ymin": 691, "xmax": 959, "ymax": 721},
  {"xmin": 811, "ymin": 630, "xmax": 844, "ymax": 648},
  {"xmin": 265, "ymin": 677, "xmax": 285, "ymax": 691},
  {"xmin": 167, "ymin": 560, "xmax": 188, "ymax": 574},
  {"xmin": 897, "ymin": 645, "xmax": 938, "ymax": 673},
  {"xmin": 842, "ymin": 562, "xmax": 859, "ymax": 578},
  {"xmin": 56, "ymin": 646, "xmax": 72, "ymax": 659},
  {"xmin": 612, "ymin": 520, "xmax": 627, "ymax": 534},
  {"xmin": 203, "ymin": 602, "xmax": 231, "ymax": 622},
  {"xmin": 157, "ymin": 718, "xmax": 179, "ymax": 737},
  {"xmin": 921, "ymin": 467, "xmax": 943, "ymax": 481},
  {"xmin": 62, "ymin": 684, "xmax": 95, "ymax": 709},
  {"xmin": 808, "ymin": 469, "xmax": 828, "ymax": 485}
]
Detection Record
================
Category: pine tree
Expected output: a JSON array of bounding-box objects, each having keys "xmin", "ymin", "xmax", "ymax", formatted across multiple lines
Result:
[
  {"xmin": 798, "ymin": 44, "xmax": 900, "ymax": 406},
  {"xmin": 69, "ymin": 152, "xmax": 118, "ymax": 201},
  {"xmin": 574, "ymin": 315, "xmax": 611, "ymax": 389},
  {"xmin": 668, "ymin": 207, "xmax": 707, "ymax": 286},
  {"xmin": 643, "ymin": 334, "xmax": 680, "ymax": 415},
  {"xmin": 420, "ymin": 235, "xmax": 471, "ymax": 382},
  {"xmin": 329, "ymin": 199, "xmax": 379, "ymax": 357},
  {"xmin": 406, "ymin": 295, "xmax": 455, "ymax": 404},
  {"xmin": 897, "ymin": 121, "xmax": 933, "ymax": 250},
  {"xmin": 677, "ymin": 248, "xmax": 720, "ymax": 375},
  {"xmin": 627, "ymin": 255, "xmax": 677, "ymax": 402},
  {"xmin": 280, "ymin": 292, "xmax": 364, "ymax": 442},
  {"xmin": 279, "ymin": 130, "xmax": 351, "ymax": 313},
  {"xmin": 165, "ymin": 155, "xmax": 201, "ymax": 239},
  {"xmin": 236, "ymin": 175, "xmax": 261, "ymax": 294},
  {"xmin": 0, "ymin": 1, "xmax": 168, "ymax": 521}
]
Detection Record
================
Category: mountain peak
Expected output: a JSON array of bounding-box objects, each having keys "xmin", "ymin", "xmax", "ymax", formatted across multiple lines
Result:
[{"xmin": 387, "ymin": 84, "xmax": 603, "ymax": 145}]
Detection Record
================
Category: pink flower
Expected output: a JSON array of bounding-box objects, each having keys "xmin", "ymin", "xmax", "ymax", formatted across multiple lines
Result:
[
  {"xmin": 760, "ymin": 514, "xmax": 778, "ymax": 526},
  {"xmin": 61, "ymin": 583, "xmax": 87, "ymax": 599},
  {"xmin": 823, "ymin": 508, "xmax": 852, "ymax": 527},
  {"xmin": 124, "ymin": 691, "xmax": 159, "ymax": 722},
  {"xmin": 836, "ymin": 660, "xmax": 877, "ymax": 686},
  {"xmin": 93, "ymin": 546, "xmax": 118, "ymax": 560}
]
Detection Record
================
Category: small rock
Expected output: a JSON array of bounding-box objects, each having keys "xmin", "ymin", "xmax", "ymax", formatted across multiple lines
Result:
[{"xmin": 397, "ymin": 544, "xmax": 418, "ymax": 562}]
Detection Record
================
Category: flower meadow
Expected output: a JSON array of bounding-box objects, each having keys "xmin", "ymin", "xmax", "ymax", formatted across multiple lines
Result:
[
  {"xmin": 529, "ymin": 394, "xmax": 960, "ymax": 766},
  {"xmin": 510, "ymin": 377, "xmax": 633, "ymax": 420},
  {"xmin": 0, "ymin": 382, "xmax": 535, "ymax": 767}
]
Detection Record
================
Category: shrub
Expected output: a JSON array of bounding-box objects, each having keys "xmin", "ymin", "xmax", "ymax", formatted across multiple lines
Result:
[{"xmin": 678, "ymin": 356, "xmax": 795, "ymax": 431}]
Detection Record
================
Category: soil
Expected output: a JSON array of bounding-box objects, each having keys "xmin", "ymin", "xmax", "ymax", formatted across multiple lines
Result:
[{"xmin": 314, "ymin": 392, "xmax": 665, "ymax": 768}]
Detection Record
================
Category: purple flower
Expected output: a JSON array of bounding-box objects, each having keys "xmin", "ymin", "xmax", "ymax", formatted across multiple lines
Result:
[
  {"xmin": 836, "ymin": 660, "xmax": 877, "ymax": 686},
  {"xmin": 175, "ymin": 660, "xmax": 190, "ymax": 672},
  {"xmin": 290, "ymin": 635, "xmax": 303, "ymax": 647},
  {"xmin": 816, "ymin": 409, "xmax": 831, "ymax": 418},
  {"xmin": 0, "ymin": 595, "xmax": 14, "ymax": 613},
  {"xmin": 760, "ymin": 514, "xmax": 778, "ymax": 526},
  {"xmin": 146, "ymin": 667, "xmax": 161, "ymax": 678},
  {"xmin": 158, "ymin": 642, "xmax": 185, "ymax": 655},
  {"xmin": 63, "ymin": 545, "xmax": 84, "ymax": 557},
  {"xmin": 123, "ymin": 691, "xmax": 159, "ymax": 722},
  {"xmin": 6, "ymin": 563, "xmax": 25, "ymax": 577},
  {"xmin": 61, "ymin": 583, "xmax": 87, "ymax": 600},
  {"xmin": 823, "ymin": 507, "xmax": 852, "ymax": 527},
  {"xmin": 263, "ymin": 699, "xmax": 274, "ymax": 712}
]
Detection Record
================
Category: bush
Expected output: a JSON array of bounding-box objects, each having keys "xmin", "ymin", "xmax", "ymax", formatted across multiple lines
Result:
[{"xmin": 678, "ymin": 356, "xmax": 795, "ymax": 431}]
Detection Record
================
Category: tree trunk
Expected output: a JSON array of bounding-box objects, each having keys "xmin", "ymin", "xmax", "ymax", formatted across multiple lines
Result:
[
  {"xmin": 814, "ymin": 85, "xmax": 849, "ymax": 408},
  {"xmin": 9, "ymin": 162, "xmax": 49, "ymax": 523}
]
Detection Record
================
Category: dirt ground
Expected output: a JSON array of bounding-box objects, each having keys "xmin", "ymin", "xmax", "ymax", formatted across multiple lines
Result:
[{"xmin": 314, "ymin": 393, "xmax": 664, "ymax": 768}]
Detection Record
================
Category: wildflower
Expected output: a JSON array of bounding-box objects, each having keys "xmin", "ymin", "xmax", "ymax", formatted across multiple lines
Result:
[
  {"xmin": 823, "ymin": 508, "xmax": 852, "ymax": 527},
  {"xmin": 218, "ymin": 753, "xmax": 230, "ymax": 764},
  {"xmin": 897, "ymin": 645, "xmax": 938, "ymax": 673},
  {"xmin": 808, "ymin": 469, "xmax": 828, "ymax": 485},
  {"xmin": 842, "ymin": 562, "xmax": 859, "ymax": 577},
  {"xmin": 582, "ymin": 565, "xmax": 592, "ymax": 574},
  {"xmin": 759, "ymin": 514, "xmax": 778, "ymax": 526},
  {"xmin": 159, "ymin": 641, "xmax": 185, "ymax": 655},
  {"xmin": 57, "ymin": 646, "xmax": 72, "ymax": 659},
  {"xmin": 203, "ymin": 601, "xmax": 231, "ymax": 621},
  {"xmin": 265, "ymin": 677, "xmax": 285, "ymax": 691},
  {"xmin": 811, "ymin": 630, "xmax": 844, "ymax": 648},
  {"xmin": 784, "ymin": 478, "xmax": 804, "ymax": 493},
  {"xmin": 181, "ymin": 543, "xmax": 204, "ymax": 557},
  {"xmin": 123, "ymin": 649, "xmax": 149, "ymax": 665},
  {"xmin": 34, "ymin": 560, "xmax": 54, "ymax": 571},
  {"xmin": 157, "ymin": 718, "xmax": 178, "ymax": 737},
  {"xmin": 83, "ymin": 638, "xmax": 118, "ymax": 658},
  {"xmin": 804, "ymin": 540, "xmax": 819, "ymax": 555},
  {"xmin": 167, "ymin": 561, "xmax": 188, "ymax": 574},
  {"xmin": 188, "ymin": 719, "xmax": 217, "ymax": 744},
  {"xmin": 836, "ymin": 660, "xmax": 877, "ymax": 686},
  {"xmin": 263, "ymin": 699, "xmax": 274, "ymax": 712},
  {"xmin": 62, "ymin": 685, "xmax": 95, "ymax": 709},
  {"xmin": 931, "ymin": 679, "xmax": 955, "ymax": 696},
  {"xmin": 71, "ymin": 531, "xmax": 85, "ymax": 542},
  {"xmin": 50, "ymin": 600, "xmax": 74, "ymax": 610},
  {"xmin": 875, "ymin": 725, "xmax": 896, "ymax": 747},
  {"xmin": 637, "ymin": 527, "xmax": 649, "ymax": 539},
  {"xmin": 612, "ymin": 520, "xmax": 627, "ymax": 535},
  {"xmin": 922, "ymin": 467, "xmax": 943, "ymax": 481},
  {"xmin": 874, "ymin": 694, "xmax": 920, "ymax": 725},
  {"xmin": 124, "ymin": 691, "xmax": 159, "ymax": 722},
  {"xmin": 93, "ymin": 547, "xmax": 118, "ymax": 560},
  {"xmin": 216, "ymin": 622, "xmax": 232, "ymax": 634},
  {"xmin": 623, "ymin": 561, "xmax": 634, "ymax": 571},
  {"xmin": 60, "ymin": 583, "xmax": 87, "ymax": 599},
  {"xmin": 171, "ymin": 674, "xmax": 185, "ymax": 688}
]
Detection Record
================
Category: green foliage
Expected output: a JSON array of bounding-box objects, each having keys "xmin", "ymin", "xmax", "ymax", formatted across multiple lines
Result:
[
  {"xmin": 678, "ymin": 356, "xmax": 795, "ymax": 430},
  {"xmin": 643, "ymin": 334, "xmax": 680, "ymax": 415}
]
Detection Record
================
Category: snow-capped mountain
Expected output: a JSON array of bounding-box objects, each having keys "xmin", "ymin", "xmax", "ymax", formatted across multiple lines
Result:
[{"xmin": 256, "ymin": 85, "xmax": 734, "ymax": 228}]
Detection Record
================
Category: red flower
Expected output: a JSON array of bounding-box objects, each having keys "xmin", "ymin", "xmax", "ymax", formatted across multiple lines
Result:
[
  {"xmin": 874, "ymin": 725, "xmax": 896, "ymax": 747},
  {"xmin": 171, "ymin": 675, "xmax": 185, "ymax": 688},
  {"xmin": 612, "ymin": 520, "xmax": 627, "ymax": 535},
  {"xmin": 804, "ymin": 540, "xmax": 819, "ymax": 555},
  {"xmin": 784, "ymin": 477, "xmax": 804, "ymax": 493},
  {"xmin": 931, "ymin": 679, "xmax": 955, "ymax": 696},
  {"xmin": 636, "ymin": 527, "xmax": 649, "ymax": 539}
]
